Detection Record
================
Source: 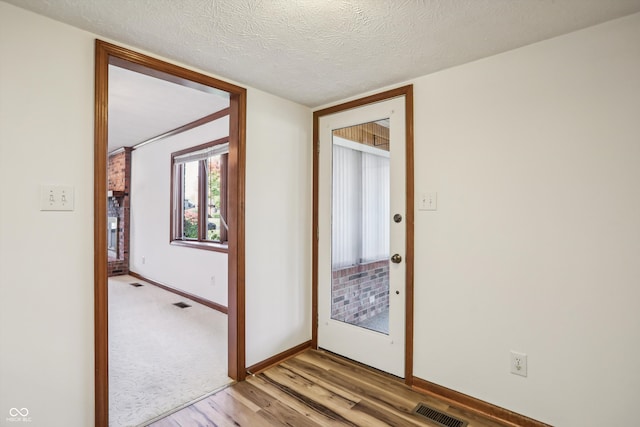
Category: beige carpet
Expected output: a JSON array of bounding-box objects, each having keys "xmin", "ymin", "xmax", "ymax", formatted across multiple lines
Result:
[{"xmin": 108, "ymin": 275, "xmax": 232, "ymax": 427}]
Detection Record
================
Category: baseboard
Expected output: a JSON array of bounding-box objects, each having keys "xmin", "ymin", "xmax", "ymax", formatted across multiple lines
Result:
[
  {"xmin": 128, "ymin": 271, "xmax": 228, "ymax": 314},
  {"xmin": 246, "ymin": 340, "xmax": 312, "ymax": 375},
  {"xmin": 412, "ymin": 377, "xmax": 552, "ymax": 427}
]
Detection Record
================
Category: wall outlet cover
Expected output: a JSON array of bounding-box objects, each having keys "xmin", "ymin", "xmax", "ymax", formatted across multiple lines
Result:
[{"xmin": 510, "ymin": 351, "xmax": 528, "ymax": 377}]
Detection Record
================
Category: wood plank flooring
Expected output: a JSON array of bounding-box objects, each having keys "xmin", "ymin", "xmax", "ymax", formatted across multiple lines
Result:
[{"xmin": 149, "ymin": 350, "xmax": 507, "ymax": 427}]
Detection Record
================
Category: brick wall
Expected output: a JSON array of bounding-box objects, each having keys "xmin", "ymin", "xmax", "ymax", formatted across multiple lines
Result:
[
  {"xmin": 108, "ymin": 149, "xmax": 128, "ymax": 191},
  {"xmin": 107, "ymin": 148, "xmax": 131, "ymax": 277},
  {"xmin": 331, "ymin": 260, "xmax": 389, "ymax": 325}
]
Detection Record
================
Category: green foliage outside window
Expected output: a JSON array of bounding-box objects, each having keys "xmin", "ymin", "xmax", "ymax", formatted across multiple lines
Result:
[
  {"xmin": 207, "ymin": 157, "xmax": 222, "ymax": 241},
  {"xmin": 183, "ymin": 209, "xmax": 198, "ymax": 239}
]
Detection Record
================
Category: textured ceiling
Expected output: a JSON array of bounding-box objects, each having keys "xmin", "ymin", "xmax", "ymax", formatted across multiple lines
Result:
[{"xmin": 5, "ymin": 0, "xmax": 640, "ymax": 107}]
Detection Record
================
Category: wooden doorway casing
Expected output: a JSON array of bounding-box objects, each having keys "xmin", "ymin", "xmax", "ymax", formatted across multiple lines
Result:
[
  {"xmin": 312, "ymin": 86, "xmax": 414, "ymax": 384},
  {"xmin": 94, "ymin": 40, "xmax": 246, "ymax": 427}
]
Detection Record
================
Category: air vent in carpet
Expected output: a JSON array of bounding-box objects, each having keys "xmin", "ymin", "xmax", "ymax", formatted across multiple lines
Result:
[
  {"xmin": 412, "ymin": 403, "xmax": 468, "ymax": 427},
  {"xmin": 173, "ymin": 302, "xmax": 191, "ymax": 309},
  {"xmin": 129, "ymin": 282, "xmax": 143, "ymax": 287}
]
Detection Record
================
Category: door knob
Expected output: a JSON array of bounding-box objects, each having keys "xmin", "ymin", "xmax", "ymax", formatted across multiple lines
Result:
[
  {"xmin": 391, "ymin": 253, "xmax": 402, "ymax": 263},
  {"xmin": 393, "ymin": 214, "xmax": 402, "ymax": 223}
]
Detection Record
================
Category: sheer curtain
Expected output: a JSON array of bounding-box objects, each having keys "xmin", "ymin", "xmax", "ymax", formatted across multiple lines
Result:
[{"xmin": 332, "ymin": 138, "xmax": 389, "ymax": 269}]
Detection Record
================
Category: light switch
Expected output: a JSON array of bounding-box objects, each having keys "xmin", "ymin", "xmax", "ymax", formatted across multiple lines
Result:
[
  {"xmin": 419, "ymin": 192, "xmax": 437, "ymax": 211},
  {"xmin": 40, "ymin": 185, "xmax": 75, "ymax": 211}
]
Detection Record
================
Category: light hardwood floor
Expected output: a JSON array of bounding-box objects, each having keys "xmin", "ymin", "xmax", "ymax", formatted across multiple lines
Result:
[{"xmin": 149, "ymin": 349, "xmax": 507, "ymax": 427}]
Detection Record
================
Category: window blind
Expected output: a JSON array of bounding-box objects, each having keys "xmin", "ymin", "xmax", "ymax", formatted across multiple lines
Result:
[
  {"xmin": 332, "ymin": 140, "xmax": 390, "ymax": 269},
  {"xmin": 173, "ymin": 142, "xmax": 229, "ymax": 164}
]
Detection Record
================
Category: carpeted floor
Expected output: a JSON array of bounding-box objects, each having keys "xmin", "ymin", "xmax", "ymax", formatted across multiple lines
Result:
[{"xmin": 108, "ymin": 275, "xmax": 232, "ymax": 427}]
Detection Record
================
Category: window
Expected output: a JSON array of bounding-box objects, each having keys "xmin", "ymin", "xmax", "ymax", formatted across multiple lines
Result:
[{"xmin": 171, "ymin": 138, "xmax": 229, "ymax": 250}]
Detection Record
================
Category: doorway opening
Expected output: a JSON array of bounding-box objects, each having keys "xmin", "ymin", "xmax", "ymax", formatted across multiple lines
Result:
[
  {"xmin": 94, "ymin": 40, "xmax": 246, "ymax": 427},
  {"xmin": 313, "ymin": 86, "xmax": 414, "ymax": 383}
]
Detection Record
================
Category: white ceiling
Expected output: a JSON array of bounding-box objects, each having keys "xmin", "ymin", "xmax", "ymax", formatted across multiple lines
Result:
[
  {"xmin": 108, "ymin": 65, "xmax": 229, "ymax": 151},
  {"xmin": 5, "ymin": 0, "xmax": 640, "ymax": 108}
]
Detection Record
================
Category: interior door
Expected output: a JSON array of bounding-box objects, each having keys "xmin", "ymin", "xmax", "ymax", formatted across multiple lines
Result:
[{"xmin": 318, "ymin": 96, "xmax": 406, "ymax": 377}]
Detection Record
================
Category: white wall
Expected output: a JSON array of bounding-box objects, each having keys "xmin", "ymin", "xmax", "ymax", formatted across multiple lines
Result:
[
  {"xmin": 129, "ymin": 119, "xmax": 230, "ymax": 306},
  {"xmin": 0, "ymin": 2, "xmax": 312, "ymax": 425},
  {"xmin": 0, "ymin": 4, "xmax": 95, "ymax": 426},
  {"xmin": 244, "ymin": 89, "xmax": 313, "ymax": 366},
  {"xmin": 410, "ymin": 13, "xmax": 640, "ymax": 426}
]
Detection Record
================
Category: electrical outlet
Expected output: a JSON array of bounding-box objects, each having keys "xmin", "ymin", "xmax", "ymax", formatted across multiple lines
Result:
[
  {"xmin": 210, "ymin": 276, "xmax": 216, "ymax": 286},
  {"xmin": 510, "ymin": 351, "xmax": 527, "ymax": 377},
  {"xmin": 142, "ymin": 256, "xmax": 146, "ymax": 265}
]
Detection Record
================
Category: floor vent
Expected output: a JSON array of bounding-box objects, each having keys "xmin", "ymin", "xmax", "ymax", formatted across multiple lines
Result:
[
  {"xmin": 173, "ymin": 302, "xmax": 191, "ymax": 309},
  {"xmin": 412, "ymin": 403, "xmax": 468, "ymax": 427},
  {"xmin": 129, "ymin": 282, "xmax": 144, "ymax": 287}
]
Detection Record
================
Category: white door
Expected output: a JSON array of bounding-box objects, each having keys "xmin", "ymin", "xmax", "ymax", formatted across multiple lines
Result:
[{"xmin": 318, "ymin": 96, "xmax": 406, "ymax": 377}]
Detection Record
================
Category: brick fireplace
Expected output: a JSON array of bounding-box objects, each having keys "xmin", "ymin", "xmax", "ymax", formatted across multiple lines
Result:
[{"xmin": 107, "ymin": 148, "xmax": 131, "ymax": 276}]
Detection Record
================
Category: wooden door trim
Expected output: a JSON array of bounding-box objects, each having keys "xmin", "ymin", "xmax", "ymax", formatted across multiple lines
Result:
[
  {"xmin": 94, "ymin": 40, "xmax": 246, "ymax": 427},
  {"xmin": 311, "ymin": 85, "xmax": 414, "ymax": 384}
]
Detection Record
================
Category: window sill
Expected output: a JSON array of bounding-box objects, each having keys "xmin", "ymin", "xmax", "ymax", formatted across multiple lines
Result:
[{"xmin": 170, "ymin": 240, "xmax": 229, "ymax": 254}]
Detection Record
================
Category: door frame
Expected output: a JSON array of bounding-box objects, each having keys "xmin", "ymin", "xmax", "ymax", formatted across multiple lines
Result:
[
  {"xmin": 312, "ymin": 85, "xmax": 414, "ymax": 384},
  {"xmin": 94, "ymin": 40, "xmax": 247, "ymax": 427}
]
